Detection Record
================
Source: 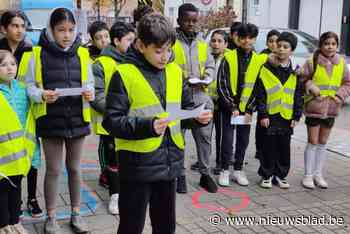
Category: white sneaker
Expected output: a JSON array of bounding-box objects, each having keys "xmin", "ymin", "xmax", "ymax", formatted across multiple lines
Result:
[
  {"xmin": 232, "ymin": 170, "xmax": 249, "ymax": 186},
  {"xmin": 260, "ymin": 177, "xmax": 272, "ymax": 189},
  {"xmin": 274, "ymin": 176, "xmax": 290, "ymax": 189},
  {"xmin": 302, "ymin": 175, "xmax": 315, "ymax": 189},
  {"xmin": 12, "ymin": 223, "xmax": 29, "ymax": 234},
  {"xmin": 314, "ymin": 175, "xmax": 328, "ymax": 189},
  {"xmin": 108, "ymin": 194, "xmax": 119, "ymax": 215},
  {"xmin": 218, "ymin": 170, "xmax": 230, "ymax": 187}
]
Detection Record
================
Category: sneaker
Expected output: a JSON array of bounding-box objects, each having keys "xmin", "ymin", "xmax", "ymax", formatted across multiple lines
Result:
[
  {"xmin": 260, "ymin": 177, "xmax": 272, "ymax": 189},
  {"xmin": 273, "ymin": 176, "xmax": 290, "ymax": 189},
  {"xmin": 44, "ymin": 217, "xmax": 61, "ymax": 234},
  {"xmin": 199, "ymin": 174, "xmax": 218, "ymax": 193},
  {"xmin": 99, "ymin": 172, "xmax": 109, "ymax": 189},
  {"xmin": 301, "ymin": 175, "xmax": 315, "ymax": 189},
  {"xmin": 0, "ymin": 225, "xmax": 12, "ymax": 234},
  {"xmin": 70, "ymin": 215, "xmax": 89, "ymax": 234},
  {"xmin": 12, "ymin": 223, "xmax": 29, "ymax": 234},
  {"xmin": 212, "ymin": 166, "xmax": 221, "ymax": 175},
  {"xmin": 218, "ymin": 170, "xmax": 230, "ymax": 187},
  {"xmin": 176, "ymin": 175, "xmax": 187, "ymax": 194},
  {"xmin": 108, "ymin": 194, "xmax": 119, "ymax": 215},
  {"xmin": 232, "ymin": 170, "xmax": 249, "ymax": 186},
  {"xmin": 314, "ymin": 175, "xmax": 328, "ymax": 189},
  {"xmin": 190, "ymin": 162, "xmax": 200, "ymax": 171},
  {"xmin": 27, "ymin": 199, "xmax": 44, "ymax": 218}
]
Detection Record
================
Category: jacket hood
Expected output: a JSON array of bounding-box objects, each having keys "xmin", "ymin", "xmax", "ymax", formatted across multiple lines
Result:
[
  {"xmin": 100, "ymin": 45, "xmax": 125, "ymax": 63},
  {"xmin": 176, "ymin": 27, "xmax": 202, "ymax": 45}
]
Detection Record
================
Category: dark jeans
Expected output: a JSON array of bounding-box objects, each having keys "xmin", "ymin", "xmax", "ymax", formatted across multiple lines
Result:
[
  {"xmin": 27, "ymin": 166, "xmax": 38, "ymax": 200},
  {"xmin": 255, "ymin": 118, "xmax": 265, "ymax": 157},
  {"xmin": 213, "ymin": 108, "xmax": 221, "ymax": 168},
  {"xmin": 258, "ymin": 134, "xmax": 291, "ymax": 179},
  {"xmin": 0, "ymin": 176, "xmax": 22, "ymax": 228},
  {"xmin": 117, "ymin": 180, "xmax": 176, "ymax": 234}
]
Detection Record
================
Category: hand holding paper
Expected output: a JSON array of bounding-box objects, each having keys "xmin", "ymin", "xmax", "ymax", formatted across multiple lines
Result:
[
  {"xmin": 55, "ymin": 87, "xmax": 88, "ymax": 97},
  {"xmin": 196, "ymin": 109, "xmax": 213, "ymax": 124},
  {"xmin": 231, "ymin": 115, "xmax": 252, "ymax": 125},
  {"xmin": 188, "ymin": 77, "xmax": 211, "ymax": 85},
  {"xmin": 167, "ymin": 103, "xmax": 206, "ymax": 121}
]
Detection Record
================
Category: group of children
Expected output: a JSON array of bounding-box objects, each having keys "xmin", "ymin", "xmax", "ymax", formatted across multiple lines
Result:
[{"xmin": 0, "ymin": 2, "xmax": 349, "ymax": 234}]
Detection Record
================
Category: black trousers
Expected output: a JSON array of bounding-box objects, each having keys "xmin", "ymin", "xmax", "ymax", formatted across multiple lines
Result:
[
  {"xmin": 27, "ymin": 166, "xmax": 38, "ymax": 200},
  {"xmin": 99, "ymin": 135, "xmax": 120, "ymax": 195},
  {"xmin": 218, "ymin": 110, "xmax": 251, "ymax": 170},
  {"xmin": 258, "ymin": 134, "xmax": 291, "ymax": 179},
  {"xmin": 0, "ymin": 176, "xmax": 22, "ymax": 228},
  {"xmin": 255, "ymin": 118, "xmax": 265, "ymax": 158},
  {"xmin": 117, "ymin": 180, "xmax": 176, "ymax": 234},
  {"xmin": 213, "ymin": 109, "xmax": 221, "ymax": 168}
]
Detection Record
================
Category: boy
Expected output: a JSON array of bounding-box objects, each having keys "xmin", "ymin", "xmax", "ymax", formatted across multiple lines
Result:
[
  {"xmin": 254, "ymin": 32, "xmax": 303, "ymax": 188},
  {"xmin": 102, "ymin": 13, "xmax": 212, "ymax": 234},
  {"xmin": 88, "ymin": 21, "xmax": 110, "ymax": 59},
  {"xmin": 208, "ymin": 30, "xmax": 228, "ymax": 175},
  {"xmin": 173, "ymin": 3, "xmax": 217, "ymax": 194},
  {"xmin": 91, "ymin": 21, "xmax": 135, "ymax": 215},
  {"xmin": 228, "ymin": 21, "xmax": 242, "ymax": 50},
  {"xmin": 217, "ymin": 23, "xmax": 267, "ymax": 187},
  {"xmin": 255, "ymin": 29, "xmax": 281, "ymax": 160}
]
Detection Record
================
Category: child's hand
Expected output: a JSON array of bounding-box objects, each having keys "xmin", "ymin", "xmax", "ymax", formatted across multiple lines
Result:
[
  {"xmin": 42, "ymin": 90, "xmax": 58, "ymax": 103},
  {"xmin": 260, "ymin": 118, "xmax": 270, "ymax": 128},
  {"xmin": 82, "ymin": 90, "xmax": 94, "ymax": 101},
  {"xmin": 290, "ymin": 120, "xmax": 298, "ymax": 128},
  {"xmin": 309, "ymin": 86, "xmax": 321, "ymax": 97},
  {"xmin": 332, "ymin": 95, "xmax": 343, "ymax": 105},
  {"xmin": 153, "ymin": 118, "xmax": 170, "ymax": 135},
  {"xmin": 196, "ymin": 110, "xmax": 213, "ymax": 124},
  {"xmin": 244, "ymin": 113, "xmax": 252, "ymax": 123},
  {"xmin": 232, "ymin": 110, "xmax": 239, "ymax": 117}
]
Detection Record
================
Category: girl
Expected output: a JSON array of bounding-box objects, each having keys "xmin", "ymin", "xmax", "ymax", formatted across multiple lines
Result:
[
  {"xmin": 0, "ymin": 10, "xmax": 43, "ymax": 218},
  {"xmin": 25, "ymin": 8, "xmax": 94, "ymax": 234},
  {"xmin": 301, "ymin": 31, "xmax": 350, "ymax": 189},
  {"xmin": 0, "ymin": 50, "xmax": 37, "ymax": 234}
]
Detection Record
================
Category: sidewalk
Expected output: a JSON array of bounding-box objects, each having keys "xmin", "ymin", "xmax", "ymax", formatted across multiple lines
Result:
[{"xmin": 22, "ymin": 117, "xmax": 350, "ymax": 234}]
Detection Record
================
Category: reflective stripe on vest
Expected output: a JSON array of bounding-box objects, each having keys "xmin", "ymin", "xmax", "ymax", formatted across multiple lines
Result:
[
  {"xmin": 260, "ymin": 66, "xmax": 297, "ymax": 120},
  {"xmin": 172, "ymin": 39, "xmax": 208, "ymax": 78},
  {"xmin": 91, "ymin": 56, "xmax": 118, "ymax": 135},
  {"xmin": 115, "ymin": 63, "xmax": 185, "ymax": 153},
  {"xmin": 224, "ymin": 50, "xmax": 267, "ymax": 112},
  {"xmin": 31, "ymin": 46, "xmax": 91, "ymax": 122},
  {"xmin": 0, "ymin": 93, "xmax": 31, "ymax": 179},
  {"xmin": 17, "ymin": 51, "xmax": 33, "ymax": 82}
]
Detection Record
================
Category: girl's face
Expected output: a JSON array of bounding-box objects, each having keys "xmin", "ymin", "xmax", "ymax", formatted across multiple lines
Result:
[
  {"xmin": 93, "ymin": 29, "xmax": 110, "ymax": 50},
  {"xmin": 52, "ymin": 20, "xmax": 76, "ymax": 48},
  {"xmin": 320, "ymin": 37, "xmax": 338, "ymax": 58},
  {"xmin": 210, "ymin": 33, "xmax": 228, "ymax": 55},
  {"xmin": 267, "ymin": 35, "xmax": 279, "ymax": 52},
  {"xmin": 4, "ymin": 16, "xmax": 26, "ymax": 44},
  {"xmin": 115, "ymin": 32, "xmax": 135, "ymax": 54},
  {"xmin": 276, "ymin": 41, "xmax": 293, "ymax": 62},
  {"xmin": 0, "ymin": 55, "xmax": 17, "ymax": 83}
]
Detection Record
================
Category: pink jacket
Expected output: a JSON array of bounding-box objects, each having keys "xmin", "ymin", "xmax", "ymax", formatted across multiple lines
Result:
[{"xmin": 301, "ymin": 53, "xmax": 350, "ymax": 118}]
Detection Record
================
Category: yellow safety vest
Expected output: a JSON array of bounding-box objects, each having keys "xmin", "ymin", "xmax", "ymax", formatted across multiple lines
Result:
[
  {"xmin": 115, "ymin": 63, "xmax": 185, "ymax": 153},
  {"xmin": 260, "ymin": 66, "xmax": 297, "ymax": 120},
  {"xmin": 91, "ymin": 56, "xmax": 118, "ymax": 135},
  {"xmin": 31, "ymin": 46, "xmax": 91, "ymax": 122},
  {"xmin": 224, "ymin": 49, "xmax": 267, "ymax": 112},
  {"xmin": 0, "ymin": 92, "xmax": 36, "ymax": 180},
  {"xmin": 172, "ymin": 39, "xmax": 208, "ymax": 78},
  {"xmin": 17, "ymin": 51, "xmax": 33, "ymax": 82}
]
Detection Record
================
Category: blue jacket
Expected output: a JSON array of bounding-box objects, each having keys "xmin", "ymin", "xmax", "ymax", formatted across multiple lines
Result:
[{"xmin": 0, "ymin": 80, "xmax": 41, "ymax": 169}]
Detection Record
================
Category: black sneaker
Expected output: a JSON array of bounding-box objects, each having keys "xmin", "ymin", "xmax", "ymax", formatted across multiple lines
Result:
[
  {"xmin": 176, "ymin": 175, "xmax": 188, "ymax": 194},
  {"xmin": 190, "ymin": 162, "xmax": 200, "ymax": 171},
  {"xmin": 27, "ymin": 199, "xmax": 44, "ymax": 218},
  {"xmin": 199, "ymin": 174, "xmax": 218, "ymax": 193}
]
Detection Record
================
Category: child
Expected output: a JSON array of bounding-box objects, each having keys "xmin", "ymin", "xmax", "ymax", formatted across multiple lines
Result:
[
  {"xmin": 227, "ymin": 21, "xmax": 242, "ymax": 50},
  {"xmin": 173, "ymin": 3, "xmax": 217, "ymax": 194},
  {"xmin": 0, "ymin": 50, "xmax": 38, "ymax": 234},
  {"xmin": 301, "ymin": 31, "xmax": 350, "ymax": 189},
  {"xmin": 217, "ymin": 23, "xmax": 267, "ymax": 187},
  {"xmin": 91, "ymin": 21, "xmax": 135, "ymax": 215},
  {"xmin": 88, "ymin": 21, "xmax": 110, "ymax": 59},
  {"xmin": 0, "ymin": 10, "xmax": 43, "ymax": 218},
  {"xmin": 255, "ymin": 29, "xmax": 281, "ymax": 160},
  {"xmin": 254, "ymin": 32, "xmax": 303, "ymax": 188},
  {"xmin": 25, "ymin": 8, "xmax": 94, "ymax": 234},
  {"xmin": 208, "ymin": 30, "xmax": 228, "ymax": 175},
  {"xmin": 102, "ymin": 13, "xmax": 212, "ymax": 234}
]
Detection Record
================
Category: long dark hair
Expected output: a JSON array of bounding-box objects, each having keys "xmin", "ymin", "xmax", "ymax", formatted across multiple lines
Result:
[
  {"xmin": 50, "ymin": 8, "xmax": 76, "ymax": 29},
  {"xmin": 0, "ymin": 10, "xmax": 27, "ymax": 29}
]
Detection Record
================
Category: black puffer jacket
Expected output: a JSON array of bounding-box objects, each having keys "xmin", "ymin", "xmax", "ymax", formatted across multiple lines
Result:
[
  {"xmin": 35, "ymin": 29, "xmax": 91, "ymax": 138},
  {"xmin": 103, "ymin": 47, "xmax": 202, "ymax": 182},
  {"xmin": 0, "ymin": 38, "xmax": 32, "ymax": 63}
]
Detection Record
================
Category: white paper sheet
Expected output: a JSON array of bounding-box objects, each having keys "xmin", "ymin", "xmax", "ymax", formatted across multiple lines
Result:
[
  {"xmin": 188, "ymin": 78, "xmax": 211, "ymax": 85},
  {"xmin": 55, "ymin": 87, "xmax": 87, "ymax": 97},
  {"xmin": 230, "ymin": 115, "xmax": 251, "ymax": 125},
  {"xmin": 167, "ymin": 103, "xmax": 206, "ymax": 121}
]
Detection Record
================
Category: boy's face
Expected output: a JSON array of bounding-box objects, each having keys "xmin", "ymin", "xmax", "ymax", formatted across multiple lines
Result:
[
  {"xmin": 266, "ymin": 35, "xmax": 279, "ymax": 52},
  {"xmin": 115, "ymin": 32, "xmax": 135, "ymax": 54},
  {"xmin": 93, "ymin": 29, "xmax": 110, "ymax": 50},
  {"xmin": 52, "ymin": 20, "xmax": 75, "ymax": 49},
  {"xmin": 178, "ymin": 11, "xmax": 199, "ymax": 34},
  {"xmin": 238, "ymin": 36, "xmax": 256, "ymax": 52},
  {"xmin": 210, "ymin": 33, "xmax": 227, "ymax": 55},
  {"xmin": 3, "ymin": 16, "xmax": 26, "ymax": 44},
  {"xmin": 138, "ymin": 40, "xmax": 172, "ymax": 70},
  {"xmin": 276, "ymin": 41, "xmax": 293, "ymax": 61}
]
